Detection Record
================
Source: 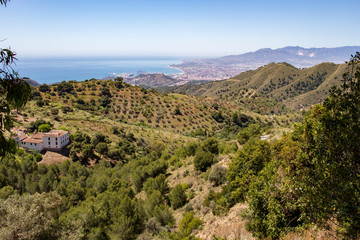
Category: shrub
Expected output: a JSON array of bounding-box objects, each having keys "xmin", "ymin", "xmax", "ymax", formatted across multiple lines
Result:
[
  {"xmin": 76, "ymin": 98, "xmax": 85, "ymax": 105},
  {"xmin": 208, "ymin": 165, "xmax": 227, "ymax": 186},
  {"xmin": 143, "ymin": 174, "xmax": 169, "ymax": 195},
  {"xmin": 36, "ymin": 100, "xmax": 44, "ymax": 107},
  {"xmin": 193, "ymin": 151, "xmax": 215, "ymax": 172},
  {"xmin": 95, "ymin": 142, "xmax": 108, "ymax": 156},
  {"xmin": 34, "ymin": 153, "xmax": 43, "ymax": 162},
  {"xmin": 81, "ymin": 144, "xmax": 95, "ymax": 161},
  {"xmin": 107, "ymin": 149, "xmax": 125, "ymax": 161},
  {"xmin": 173, "ymin": 107, "xmax": 181, "ymax": 115},
  {"xmin": 55, "ymin": 81, "xmax": 74, "ymax": 95},
  {"xmin": 219, "ymin": 141, "xmax": 238, "ymax": 154},
  {"xmin": 29, "ymin": 119, "xmax": 52, "ymax": 132},
  {"xmin": 61, "ymin": 106, "xmax": 73, "ymax": 114},
  {"xmin": 38, "ymin": 124, "xmax": 51, "ymax": 132},
  {"xmin": 185, "ymin": 141, "xmax": 198, "ymax": 156},
  {"xmin": 237, "ymin": 124, "xmax": 262, "ymax": 144},
  {"xmin": 153, "ymin": 206, "xmax": 175, "ymax": 227},
  {"xmin": 99, "ymin": 96, "xmax": 111, "ymax": 108},
  {"xmin": 114, "ymin": 81, "xmax": 124, "ymax": 89},
  {"xmin": 39, "ymin": 84, "xmax": 50, "ymax": 92},
  {"xmin": 170, "ymin": 184, "xmax": 187, "ymax": 209},
  {"xmin": 91, "ymin": 133, "xmax": 109, "ymax": 147},
  {"xmin": 50, "ymin": 108, "xmax": 59, "ymax": 115},
  {"xmin": 211, "ymin": 111, "xmax": 224, "ymax": 123},
  {"xmin": 201, "ymin": 137, "xmax": 219, "ymax": 155},
  {"xmin": 179, "ymin": 211, "xmax": 202, "ymax": 236}
]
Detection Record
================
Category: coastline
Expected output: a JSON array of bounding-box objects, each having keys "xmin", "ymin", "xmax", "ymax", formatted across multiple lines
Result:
[
  {"xmin": 17, "ymin": 58, "xmax": 184, "ymax": 84},
  {"xmin": 168, "ymin": 64, "xmax": 185, "ymax": 75}
]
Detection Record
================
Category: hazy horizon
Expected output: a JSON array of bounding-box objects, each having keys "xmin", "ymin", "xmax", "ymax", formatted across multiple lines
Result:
[{"xmin": 1, "ymin": 0, "xmax": 360, "ymax": 58}]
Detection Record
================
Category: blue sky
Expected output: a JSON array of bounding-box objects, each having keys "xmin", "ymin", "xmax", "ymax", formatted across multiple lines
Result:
[{"xmin": 1, "ymin": 0, "xmax": 359, "ymax": 57}]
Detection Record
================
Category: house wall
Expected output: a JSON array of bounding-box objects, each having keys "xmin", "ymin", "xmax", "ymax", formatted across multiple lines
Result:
[
  {"xmin": 17, "ymin": 131, "xmax": 69, "ymax": 152},
  {"xmin": 20, "ymin": 141, "xmax": 44, "ymax": 151},
  {"xmin": 59, "ymin": 133, "xmax": 70, "ymax": 148},
  {"xmin": 42, "ymin": 133, "xmax": 70, "ymax": 149},
  {"xmin": 43, "ymin": 136, "xmax": 60, "ymax": 149}
]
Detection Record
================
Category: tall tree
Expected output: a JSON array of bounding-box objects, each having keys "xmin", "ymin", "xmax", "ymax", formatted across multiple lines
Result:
[
  {"xmin": 0, "ymin": 0, "xmax": 32, "ymax": 159},
  {"xmin": 0, "ymin": 0, "xmax": 9, "ymax": 6},
  {"xmin": 296, "ymin": 52, "xmax": 360, "ymax": 238}
]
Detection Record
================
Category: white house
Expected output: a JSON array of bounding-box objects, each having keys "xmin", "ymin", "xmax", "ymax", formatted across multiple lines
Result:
[{"xmin": 16, "ymin": 130, "xmax": 70, "ymax": 152}]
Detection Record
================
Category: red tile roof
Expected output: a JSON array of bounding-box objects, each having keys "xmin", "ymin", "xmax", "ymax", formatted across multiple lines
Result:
[{"xmin": 44, "ymin": 130, "xmax": 68, "ymax": 138}]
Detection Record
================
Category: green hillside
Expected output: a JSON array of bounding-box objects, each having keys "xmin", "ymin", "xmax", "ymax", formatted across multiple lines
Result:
[
  {"xmin": 4, "ymin": 56, "xmax": 359, "ymax": 240},
  {"xmin": 30, "ymin": 79, "xmax": 238, "ymax": 136},
  {"xmin": 169, "ymin": 62, "xmax": 348, "ymax": 111}
]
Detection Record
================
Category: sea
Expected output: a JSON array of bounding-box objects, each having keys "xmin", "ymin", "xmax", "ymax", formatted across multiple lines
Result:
[{"xmin": 15, "ymin": 57, "xmax": 183, "ymax": 85}]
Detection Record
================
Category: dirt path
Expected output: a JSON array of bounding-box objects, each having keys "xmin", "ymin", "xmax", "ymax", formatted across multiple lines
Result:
[
  {"xmin": 39, "ymin": 148, "xmax": 70, "ymax": 165},
  {"xmin": 231, "ymin": 140, "xmax": 242, "ymax": 150}
]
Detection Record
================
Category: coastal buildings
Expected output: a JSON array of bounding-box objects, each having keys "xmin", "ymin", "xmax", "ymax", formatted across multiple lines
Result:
[{"xmin": 15, "ymin": 130, "xmax": 69, "ymax": 152}]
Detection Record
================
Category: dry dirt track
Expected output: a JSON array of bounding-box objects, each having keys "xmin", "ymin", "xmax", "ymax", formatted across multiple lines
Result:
[{"xmin": 39, "ymin": 148, "xmax": 69, "ymax": 165}]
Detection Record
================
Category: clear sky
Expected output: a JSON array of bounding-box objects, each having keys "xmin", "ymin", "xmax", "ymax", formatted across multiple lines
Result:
[{"xmin": 1, "ymin": 0, "xmax": 359, "ymax": 58}]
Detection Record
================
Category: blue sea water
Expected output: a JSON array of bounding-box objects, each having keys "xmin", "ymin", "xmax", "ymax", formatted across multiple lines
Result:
[{"xmin": 15, "ymin": 57, "xmax": 182, "ymax": 84}]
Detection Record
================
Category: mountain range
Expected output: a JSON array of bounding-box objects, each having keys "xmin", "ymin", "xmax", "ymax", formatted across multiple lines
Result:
[{"xmin": 170, "ymin": 46, "xmax": 360, "ymax": 81}]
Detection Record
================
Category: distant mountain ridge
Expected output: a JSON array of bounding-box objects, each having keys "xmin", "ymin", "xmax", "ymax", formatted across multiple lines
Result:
[
  {"xmin": 171, "ymin": 46, "xmax": 359, "ymax": 80},
  {"xmin": 215, "ymin": 46, "xmax": 359, "ymax": 66},
  {"xmin": 23, "ymin": 77, "xmax": 40, "ymax": 87}
]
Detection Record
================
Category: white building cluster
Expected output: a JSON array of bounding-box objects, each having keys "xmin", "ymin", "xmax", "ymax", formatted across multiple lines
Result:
[{"xmin": 15, "ymin": 130, "xmax": 70, "ymax": 152}]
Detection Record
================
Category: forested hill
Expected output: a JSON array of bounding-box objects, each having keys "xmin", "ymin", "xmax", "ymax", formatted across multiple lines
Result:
[{"xmin": 167, "ymin": 62, "xmax": 349, "ymax": 110}]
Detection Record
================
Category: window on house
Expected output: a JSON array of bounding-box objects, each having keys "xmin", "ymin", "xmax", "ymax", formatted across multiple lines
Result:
[
  {"xmin": 48, "ymin": 142, "xmax": 50, "ymax": 145},
  {"xmin": 35, "ymin": 143, "xmax": 37, "ymax": 146},
  {"xmin": 30, "ymin": 143, "xmax": 32, "ymax": 145},
  {"xmin": 48, "ymin": 137, "xmax": 50, "ymax": 140}
]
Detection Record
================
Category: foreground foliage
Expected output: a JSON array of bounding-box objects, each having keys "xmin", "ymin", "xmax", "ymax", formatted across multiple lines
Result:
[{"xmin": 222, "ymin": 52, "xmax": 360, "ymax": 239}]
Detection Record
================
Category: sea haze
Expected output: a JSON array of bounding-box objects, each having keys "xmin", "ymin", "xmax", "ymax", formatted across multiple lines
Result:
[{"xmin": 16, "ymin": 57, "xmax": 183, "ymax": 84}]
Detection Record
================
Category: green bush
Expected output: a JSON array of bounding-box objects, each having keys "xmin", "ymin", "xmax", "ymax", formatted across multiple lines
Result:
[
  {"xmin": 169, "ymin": 184, "xmax": 187, "ymax": 209},
  {"xmin": 237, "ymin": 124, "xmax": 262, "ymax": 144},
  {"xmin": 38, "ymin": 124, "xmax": 51, "ymax": 132},
  {"xmin": 185, "ymin": 141, "xmax": 198, "ymax": 156},
  {"xmin": 227, "ymin": 139, "xmax": 271, "ymax": 203},
  {"xmin": 34, "ymin": 153, "xmax": 43, "ymax": 162},
  {"xmin": 193, "ymin": 151, "xmax": 215, "ymax": 172},
  {"xmin": 95, "ymin": 142, "xmax": 108, "ymax": 156},
  {"xmin": 143, "ymin": 174, "xmax": 169, "ymax": 195},
  {"xmin": 200, "ymin": 137, "xmax": 219, "ymax": 155},
  {"xmin": 39, "ymin": 84, "xmax": 50, "ymax": 92},
  {"xmin": 208, "ymin": 165, "xmax": 227, "ymax": 186},
  {"xmin": 219, "ymin": 141, "xmax": 238, "ymax": 154},
  {"xmin": 179, "ymin": 211, "xmax": 202, "ymax": 236}
]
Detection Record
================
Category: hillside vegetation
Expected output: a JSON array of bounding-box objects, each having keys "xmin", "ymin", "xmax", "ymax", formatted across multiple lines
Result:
[
  {"xmin": 169, "ymin": 62, "xmax": 348, "ymax": 111},
  {"xmin": 31, "ymin": 78, "xmax": 238, "ymax": 135},
  {"xmin": 2, "ymin": 52, "xmax": 360, "ymax": 240}
]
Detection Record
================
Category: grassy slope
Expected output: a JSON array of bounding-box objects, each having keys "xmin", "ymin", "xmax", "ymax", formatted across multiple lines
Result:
[
  {"xmin": 15, "ymin": 79, "xmax": 309, "ymax": 240},
  {"xmin": 33, "ymin": 80, "xmax": 240, "ymax": 135},
  {"xmin": 170, "ymin": 62, "xmax": 348, "ymax": 110}
]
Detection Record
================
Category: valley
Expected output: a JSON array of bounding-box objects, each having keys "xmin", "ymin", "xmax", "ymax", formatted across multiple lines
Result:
[
  {"xmin": 1, "ymin": 0, "xmax": 360, "ymax": 239},
  {"xmin": 1, "ymin": 52, "xmax": 360, "ymax": 240}
]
